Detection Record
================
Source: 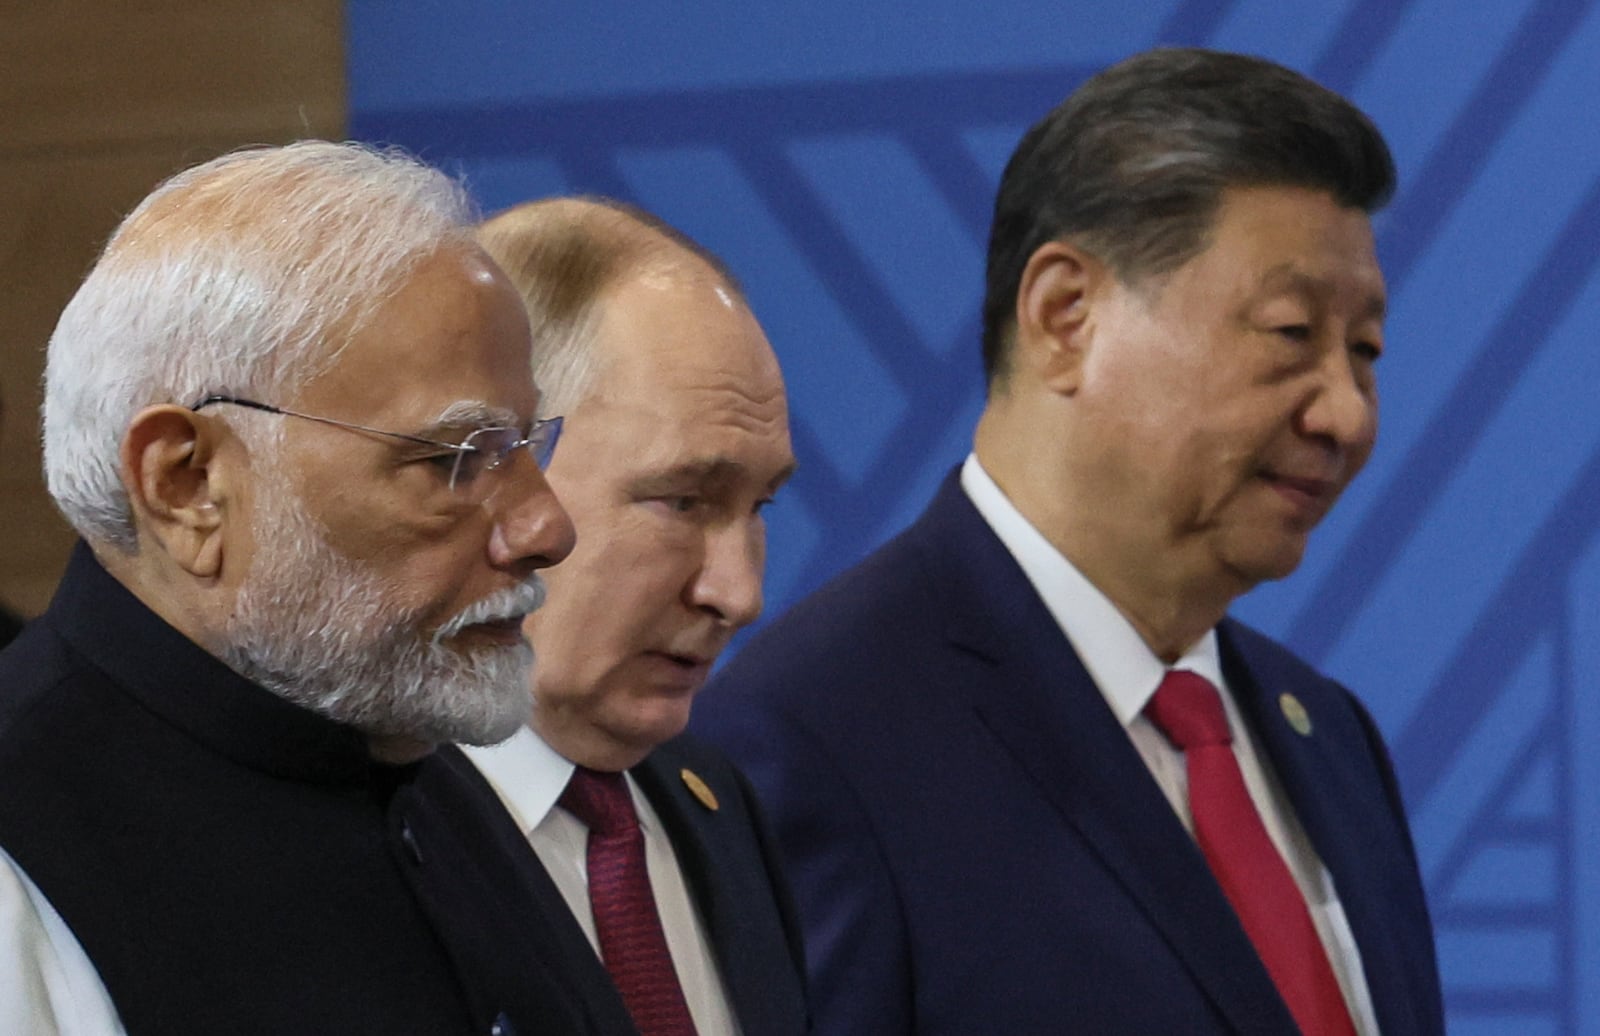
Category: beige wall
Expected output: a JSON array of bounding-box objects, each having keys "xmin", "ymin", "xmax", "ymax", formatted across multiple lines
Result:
[{"xmin": 0, "ymin": 3, "xmax": 346, "ymax": 617}]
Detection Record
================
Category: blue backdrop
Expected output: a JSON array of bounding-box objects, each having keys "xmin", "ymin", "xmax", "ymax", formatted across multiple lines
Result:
[{"xmin": 347, "ymin": 3, "xmax": 1600, "ymax": 1031}]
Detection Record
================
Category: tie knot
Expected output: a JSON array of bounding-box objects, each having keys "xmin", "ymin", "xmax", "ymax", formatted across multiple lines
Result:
[
  {"xmin": 1146, "ymin": 670, "xmax": 1233, "ymax": 751},
  {"xmin": 559, "ymin": 766, "xmax": 638, "ymax": 837}
]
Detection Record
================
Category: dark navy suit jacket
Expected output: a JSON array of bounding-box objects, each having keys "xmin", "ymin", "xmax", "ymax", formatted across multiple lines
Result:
[
  {"xmin": 692, "ymin": 473, "xmax": 1443, "ymax": 1035},
  {"xmin": 444, "ymin": 733, "xmax": 811, "ymax": 1036}
]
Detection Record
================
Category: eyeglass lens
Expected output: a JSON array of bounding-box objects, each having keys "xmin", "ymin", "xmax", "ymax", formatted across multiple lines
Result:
[{"xmin": 449, "ymin": 420, "xmax": 562, "ymax": 490}]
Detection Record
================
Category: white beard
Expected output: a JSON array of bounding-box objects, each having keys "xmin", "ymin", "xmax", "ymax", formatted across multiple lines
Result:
[{"xmin": 218, "ymin": 482, "xmax": 539, "ymax": 747}]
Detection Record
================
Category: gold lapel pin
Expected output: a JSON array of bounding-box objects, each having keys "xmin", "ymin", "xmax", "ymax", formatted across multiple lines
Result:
[
  {"xmin": 1279, "ymin": 693, "xmax": 1313, "ymax": 737},
  {"xmin": 681, "ymin": 768, "xmax": 719, "ymax": 812}
]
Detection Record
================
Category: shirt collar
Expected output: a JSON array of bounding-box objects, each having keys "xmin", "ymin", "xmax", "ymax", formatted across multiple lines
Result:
[
  {"xmin": 460, "ymin": 726, "xmax": 655, "ymax": 835},
  {"xmin": 460, "ymin": 726, "xmax": 573, "ymax": 834},
  {"xmin": 959, "ymin": 454, "xmax": 1225, "ymax": 726}
]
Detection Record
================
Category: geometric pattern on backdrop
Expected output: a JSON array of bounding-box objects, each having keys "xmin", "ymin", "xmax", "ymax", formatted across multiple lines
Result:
[{"xmin": 350, "ymin": 1, "xmax": 1600, "ymax": 1029}]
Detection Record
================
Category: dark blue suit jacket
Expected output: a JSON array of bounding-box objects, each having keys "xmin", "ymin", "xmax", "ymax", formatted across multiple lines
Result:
[
  {"xmin": 443, "ymin": 733, "xmax": 811, "ymax": 1036},
  {"xmin": 692, "ymin": 473, "xmax": 1443, "ymax": 1035},
  {"xmin": 635, "ymin": 735, "xmax": 812, "ymax": 1036}
]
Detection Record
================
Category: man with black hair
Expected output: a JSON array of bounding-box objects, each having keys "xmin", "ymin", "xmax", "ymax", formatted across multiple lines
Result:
[{"xmin": 695, "ymin": 48, "xmax": 1444, "ymax": 1035}]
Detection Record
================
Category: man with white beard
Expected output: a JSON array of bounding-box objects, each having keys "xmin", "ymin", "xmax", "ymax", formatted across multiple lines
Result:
[{"xmin": 0, "ymin": 141, "xmax": 629, "ymax": 1034}]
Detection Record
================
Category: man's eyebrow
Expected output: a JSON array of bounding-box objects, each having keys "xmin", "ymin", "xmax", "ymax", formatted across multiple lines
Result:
[
  {"xmin": 632, "ymin": 456, "xmax": 798, "ymax": 494},
  {"xmin": 1258, "ymin": 266, "xmax": 1387, "ymax": 321},
  {"xmin": 416, "ymin": 400, "xmax": 523, "ymax": 439},
  {"xmin": 632, "ymin": 459, "xmax": 736, "ymax": 493}
]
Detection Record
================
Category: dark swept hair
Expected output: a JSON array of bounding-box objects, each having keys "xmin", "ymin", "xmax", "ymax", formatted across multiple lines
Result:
[{"xmin": 980, "ymin": 47, "xmax": 1396, "ymax": 384}]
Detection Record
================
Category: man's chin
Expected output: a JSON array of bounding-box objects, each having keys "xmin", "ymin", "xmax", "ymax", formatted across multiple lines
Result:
[
  {"xmin": 312, "ymin": 640, "xmax": 535, "ymax": 749},
  {"xmin": 626, "ymin": 696, "xmax": 699, "ymax": 750},
  {"xmin": 413, "ymin": 658, "xmax": 537, "ymax": 747},
  {"xmin": 362, "ymin": 693, "xmax": 530, "ymax": 750},
  {"xmin": 1227, "ymin": 553, "xmax": 1307, "ymax": 591},
  {"xmin": 450, "ymin": 704, "xmax": 532, "ymax": 748}
]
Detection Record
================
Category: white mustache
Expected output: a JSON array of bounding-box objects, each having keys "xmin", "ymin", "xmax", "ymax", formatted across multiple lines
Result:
[{"xmin": 432, "ymin": 577, "xmax": 547, "ymax": 643}]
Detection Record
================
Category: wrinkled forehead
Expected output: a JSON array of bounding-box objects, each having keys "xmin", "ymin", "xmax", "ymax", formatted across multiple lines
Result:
[{"xmin": 596, "ymin": 266, "xmax": 773, "ymax": 370}]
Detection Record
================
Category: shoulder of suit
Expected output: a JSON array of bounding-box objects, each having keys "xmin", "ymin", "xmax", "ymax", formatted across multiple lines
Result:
[
  {"xmin": 650, "ymin": 731, "xmax": 735, "ymax": 772},
  {"xmin": 1217, "ymin": 616, "xmax": 1362, "ymax": 714},
  {"xmin": 637, "ymin": 734, "xmax": 764, "ymax": 817}
]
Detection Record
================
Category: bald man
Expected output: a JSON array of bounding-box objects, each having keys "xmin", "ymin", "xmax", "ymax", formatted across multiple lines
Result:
[{"xmin": 463, "ymin": 198, "xmax": 806, "ymax": 1036}]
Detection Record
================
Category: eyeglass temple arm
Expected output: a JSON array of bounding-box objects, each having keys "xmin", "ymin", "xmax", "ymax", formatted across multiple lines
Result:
[{"xmin": 189, "ymin": 395, "xmax": 475, "ymax": 453}]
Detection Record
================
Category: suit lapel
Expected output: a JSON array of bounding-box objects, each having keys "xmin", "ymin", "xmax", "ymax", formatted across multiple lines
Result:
[
  {"xmin": 918, "ymin": 477, "xmax": 1298, "ymax": 1035},
  {"xmin": 1221, "ymin": 627, "xmax": 1425, "ymax": 1036},
  {"xmin": 631, "ymin": 746, "xmax": 789, "ymax": 1035},
  {"xmin": 631, "ymin": 748, "xmax": 726, "ymax": 940},
  {"xmin": 432, "ymin": 748, "xmax": 641, "ymax": 1035}
]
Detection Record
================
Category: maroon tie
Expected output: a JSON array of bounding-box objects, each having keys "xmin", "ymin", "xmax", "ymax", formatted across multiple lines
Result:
[
  {"xmin": 1146, "ymin": 671, "xmax": 1357, "ymax": 1036},
  {"xmin": 559, "ymin": 766, "xmax": 698, "ymax": 1036}
]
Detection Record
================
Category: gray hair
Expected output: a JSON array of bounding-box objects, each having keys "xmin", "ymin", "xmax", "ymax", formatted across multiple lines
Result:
[
  {"xmin": 43, "ymin": 140, "xmax": 478, "ymax": 551},
  {"xmin": 476, "ymin": 196, "xmax": 744, "ymax": 415}
]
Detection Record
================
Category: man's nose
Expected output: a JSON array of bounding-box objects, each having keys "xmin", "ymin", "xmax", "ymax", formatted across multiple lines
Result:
[
  {"xmin": 488, "ymin": 459, "xmax": 576, "ymax": 572},
  {"xmin": 1298, "ymin": 348, "xmax": 1377, "ymax": 457},
  {"xmin": 688, "ymin": 520, "xmax": 765, "ymax": 629}
]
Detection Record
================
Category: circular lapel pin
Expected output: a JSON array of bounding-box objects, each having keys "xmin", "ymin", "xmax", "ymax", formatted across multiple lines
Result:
[
  {"xmin": 1279, "ymin": 693, "xmax": 1313, "ymax": 737},
  {"xmin": 681, "ymin": 768, "xmax": 719, "ymax": 811}
]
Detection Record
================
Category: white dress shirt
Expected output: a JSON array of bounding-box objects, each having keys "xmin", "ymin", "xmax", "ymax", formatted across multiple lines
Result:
[
  {"xmin": 462, "ymin": 727, "xmax": 742, "ymax": 1036},
  {"xmin": 961, "ymin": 454, "xmax": 1380, "ymax": 1034},
  {"xmin": 0, "ymin": 848, "xmax": 125, "ymax": 1035}
]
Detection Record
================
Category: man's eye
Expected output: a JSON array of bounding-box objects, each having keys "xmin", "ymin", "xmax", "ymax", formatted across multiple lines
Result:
[
  {"xmin": 645, "ymin": 495, "xmax": 702, "ymax": 515},
  {"xmin": 420, "ymin": 448, "xmax": 483, "ymax": 484},
  {"xmin": 1276, "ymin": 324, "xmax": 1312, "ymax": 342},
  {"xmin": 452, "ymin": 450, "xmax": 491, "ymax": 482}
]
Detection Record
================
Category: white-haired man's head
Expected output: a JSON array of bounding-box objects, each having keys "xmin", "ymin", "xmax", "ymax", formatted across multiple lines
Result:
[
  {"xmin": 44, "ymin": 140, "xmax": 478, "ymax": 553},
  {"xmin": 40, "ymin": 142, "xmax": 578, "ymax": 759}
]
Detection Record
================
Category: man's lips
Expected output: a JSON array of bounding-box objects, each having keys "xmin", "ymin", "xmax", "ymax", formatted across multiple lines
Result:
[
  {"xmin": 1261, "ymin": 469, "xmax": 1339, "ymax": 512},
  {"xmin": 459, "ymin": 616, "xmax": 528, "ymax": 645},
  {"xmin": 641, "ymin": 648, "xmax": 721, "ymax": 691},
  {"xmin": 649, "ymin": 649, "xmax": 714, "ymax": 670}
]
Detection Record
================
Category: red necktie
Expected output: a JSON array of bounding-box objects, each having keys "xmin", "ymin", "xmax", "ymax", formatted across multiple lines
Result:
[
  {"xmin": 1146, "ymin": 671, "xmax": 1357, "ymax": 1036},
  {"xmin": 559, "ymin": 766, "xmax": 698, "ymax": 1036}
]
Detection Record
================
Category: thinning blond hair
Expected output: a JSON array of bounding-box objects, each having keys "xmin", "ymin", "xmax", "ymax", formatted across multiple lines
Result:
[{"xmin": 476, "ymin": 197, "xmax": 744, "ymax": 415}]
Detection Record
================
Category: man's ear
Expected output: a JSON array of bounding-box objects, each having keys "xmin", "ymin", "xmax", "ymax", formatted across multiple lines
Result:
[
  {"xmin": 1013, "ymin": 240, "xmax": 1106, "ymax": 395},
  {"xmin": 119, "ymin": 405, "xmax": 231, "ymax": 578}
]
